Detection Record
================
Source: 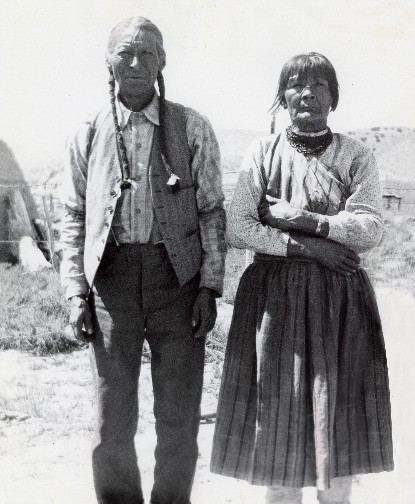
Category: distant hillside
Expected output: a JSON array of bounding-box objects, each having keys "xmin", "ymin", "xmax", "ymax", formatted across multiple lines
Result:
[
  {"xmin": 219, "ymin": 126, "xmax": 415, "ymax": 183},
  {"xmin": 345, "ymin": 126, "xmax": 415, "ymax": 182},
  {"xmin": 216, "ymin": 129, "xmax": 267, "ymax": 173},
  {"xmin": 18, "ymin": 125, "xmax": 415, "ymax": 188}
]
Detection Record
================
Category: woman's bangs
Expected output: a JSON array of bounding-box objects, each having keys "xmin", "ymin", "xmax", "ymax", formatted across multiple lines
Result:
[{"xmin": 294, "ymin": 58, "xmax": 330, "ymax": 82}]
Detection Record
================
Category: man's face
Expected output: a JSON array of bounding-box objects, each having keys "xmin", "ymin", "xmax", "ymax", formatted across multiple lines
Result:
[{"xmin": 109, "ymin": 27, "xmax": 160, "ymax": 100}]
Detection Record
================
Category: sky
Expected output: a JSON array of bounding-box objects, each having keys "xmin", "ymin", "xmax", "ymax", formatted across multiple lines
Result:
[{"xmin": 1, "ymin": 0, "xmax": 415, "ymax": 170}]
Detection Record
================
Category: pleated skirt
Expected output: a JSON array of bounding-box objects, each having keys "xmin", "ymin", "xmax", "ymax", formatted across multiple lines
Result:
[{"xmin": 210, "ymin": 255, "xmax": 394, "ymax": 490}]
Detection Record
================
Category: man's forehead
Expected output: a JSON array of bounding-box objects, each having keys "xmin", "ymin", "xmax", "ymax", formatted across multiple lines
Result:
[
  {"xmin": 124, "ymin": 26, "xmax": 157, "ymax": 45},
  {"xmin": 115, "ymin": 27, "xmax": 158, "ymax": 48}
]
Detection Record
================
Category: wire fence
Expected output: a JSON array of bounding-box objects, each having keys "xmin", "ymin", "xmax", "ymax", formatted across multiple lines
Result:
[{"xmin": 2, "ymin": 172, "xmax": 415, "ymax": 263}]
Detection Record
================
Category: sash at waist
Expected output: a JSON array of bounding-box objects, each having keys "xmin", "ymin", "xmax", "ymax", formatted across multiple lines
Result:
[{"xmin": 254, "ymin": 253, "xmax": 316, "ymax": 264}]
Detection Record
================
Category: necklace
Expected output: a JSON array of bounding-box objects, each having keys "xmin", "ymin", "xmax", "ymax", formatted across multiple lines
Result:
[{"xmin": 286, "ymin": 126, "xmax": 333, "ymax": 156}]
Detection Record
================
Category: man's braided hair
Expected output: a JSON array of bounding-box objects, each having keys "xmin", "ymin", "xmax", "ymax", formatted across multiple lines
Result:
[{"xmin": 106, "ymin": 17, "xmax": 173, "ymax": 190}]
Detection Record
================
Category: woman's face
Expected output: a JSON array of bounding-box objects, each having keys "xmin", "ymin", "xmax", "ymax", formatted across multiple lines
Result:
[{"xmin": 284, "ymin": 74, "xmax": 333, "ymax": 132}]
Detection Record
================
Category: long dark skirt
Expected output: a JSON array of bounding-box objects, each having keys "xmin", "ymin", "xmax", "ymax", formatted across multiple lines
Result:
[{"xmin": 210, "ymin": 255, "xmax": 394, "ymax": 490}]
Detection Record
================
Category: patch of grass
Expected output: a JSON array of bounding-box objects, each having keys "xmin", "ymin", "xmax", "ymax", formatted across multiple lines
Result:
[
  {"xmin": 2, "ymin": 385, "xmax": 52, "ymax": 418},
  {"xmin": 0, "ymin": 264, "xmax": 81, "ymax": 355},
  {"xmin": 1, "ymin": 216, "xmax": 413, "ymax": 357},
  {"xmin": 222, "ymin": 247, "xmax": 247, "ymax": 304},
  {"xmin": 0, "ymin": 350, "xmax": 95, "ymax": 444},
  {"xmin": 362, "ymin": 216, "xmax": 415, "ymax": 292},
  {"xmin": 205, "ymin": 324, "xmax": 227, "ymax": 364}
]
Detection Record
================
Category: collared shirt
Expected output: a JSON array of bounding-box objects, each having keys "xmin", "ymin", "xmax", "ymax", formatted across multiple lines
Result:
[{"xmin": 111, "ymin": 93, "xmax": 161, "ymax": 243}]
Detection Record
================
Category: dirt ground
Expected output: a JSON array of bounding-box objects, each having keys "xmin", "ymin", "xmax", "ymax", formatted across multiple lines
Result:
[{"xmin": 0, "ymin": 288, "xmax": 414, "ymax": 504}]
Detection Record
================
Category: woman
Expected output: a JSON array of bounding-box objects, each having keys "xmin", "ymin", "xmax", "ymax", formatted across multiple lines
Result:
[{"xmin": 210, "ymin": 53, "xmax": 393, "ymax": 504}]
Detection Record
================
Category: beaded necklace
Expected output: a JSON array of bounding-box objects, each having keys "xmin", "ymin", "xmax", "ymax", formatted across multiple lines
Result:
[{"xmin": 286, "ymin": 126, "xmax": 333, "ymax": 156}]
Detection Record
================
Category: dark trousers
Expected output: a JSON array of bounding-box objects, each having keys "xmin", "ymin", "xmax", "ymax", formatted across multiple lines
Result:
[{"xmin": 89, "ymin": 243, "xmax": 204, "ymax": 504}]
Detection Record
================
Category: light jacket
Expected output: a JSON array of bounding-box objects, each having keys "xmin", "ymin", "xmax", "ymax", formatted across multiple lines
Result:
[{"xmin": 60, "ymin": 100, "xmax": 226, "ymax": 299}]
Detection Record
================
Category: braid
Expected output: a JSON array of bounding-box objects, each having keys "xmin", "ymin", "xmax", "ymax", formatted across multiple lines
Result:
[
  {"xmin": 270, "ymin": 113, "xmax": 276, "ymax": 134},
  {"xmin": 269, "ymin": 96, "xmax": 280, "ymax": 114},
  {"xmin": 269, "ymin": 91, "xmax": 283, "ymax": 134},
  {"xmin": 157, "ymin": 71, "xmax": 180, "ymax": 192},
  {"xmin": 108, "ymin": 67, "xmax": 132, "ymax": 190},
  {"xmin": 157, "ymin": 71, "xmax": 170, "ymax": 167},
  {"xmin": 107, "ymin": 68, "xmax": 178, "ymax": 192}
]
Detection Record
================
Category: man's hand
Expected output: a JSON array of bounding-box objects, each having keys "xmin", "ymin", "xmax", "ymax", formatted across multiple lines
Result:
[
  {"xmin": 69, "ymin": 295, "xmax": 95, "ymax": 343},
  {"xmin": 191, "ymin": 287, "xmax": 217, "ymax": 339}
]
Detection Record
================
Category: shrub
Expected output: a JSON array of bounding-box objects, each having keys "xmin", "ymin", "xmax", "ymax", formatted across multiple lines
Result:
[{"xmin": 362, "ymin": 216, "xmax": 415, "ymax": 291}]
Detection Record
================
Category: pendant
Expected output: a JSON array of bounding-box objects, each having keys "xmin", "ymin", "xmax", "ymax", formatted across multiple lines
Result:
[{"xmin": 167, "ymin": 173, "xmax": 181, "ymax": 193}]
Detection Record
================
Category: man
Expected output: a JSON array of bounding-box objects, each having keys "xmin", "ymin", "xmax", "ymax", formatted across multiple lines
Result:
[{"xmin": 60, "ymin": 16, "xmax": 226, "ymax": 504}]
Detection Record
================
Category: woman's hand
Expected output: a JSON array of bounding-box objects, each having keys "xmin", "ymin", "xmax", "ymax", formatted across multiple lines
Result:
[
  {"xmin": 259, "ymin": 197, "xmax": 298, "ymax": 230},
  {"xmin": 259, "ymin": 196, "xmax": 327, "ymax": 236},
  {"xmin": 288, "ymin": 234, "xmax": 360, "ymax": 275}
]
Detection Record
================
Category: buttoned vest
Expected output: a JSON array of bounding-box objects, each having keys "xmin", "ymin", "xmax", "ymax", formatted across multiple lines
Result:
[
  {"xmin": 149, "ymin": 102, "xmax": 202, "ymax": 284},
  {"xmin": 83, "ymin": 100, "xmax": 201, "ymax": 289}
]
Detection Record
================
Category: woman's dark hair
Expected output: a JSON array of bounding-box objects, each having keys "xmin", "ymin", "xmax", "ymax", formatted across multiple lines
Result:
[{"xmin": 270, "ymin": 52, "xmax": 339, "ymax": 113}]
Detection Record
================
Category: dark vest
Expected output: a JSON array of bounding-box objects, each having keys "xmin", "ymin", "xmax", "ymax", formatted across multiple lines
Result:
[
  {"xmin": 149, "ymin": 101, "xmax": 201, "ymax": 285},
  {"xmin": 83, "ymin": 100, "xmax": 201, "ymax": 289}
]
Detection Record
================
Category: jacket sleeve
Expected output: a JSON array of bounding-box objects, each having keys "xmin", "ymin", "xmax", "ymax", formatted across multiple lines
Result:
[
  {"xmin": 60, "ymin": 117, "xmax": 94, "ymax": 299},
  {"xmin": 186, "ymin": 109, "xmax": 227, "ymax": 297}
]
